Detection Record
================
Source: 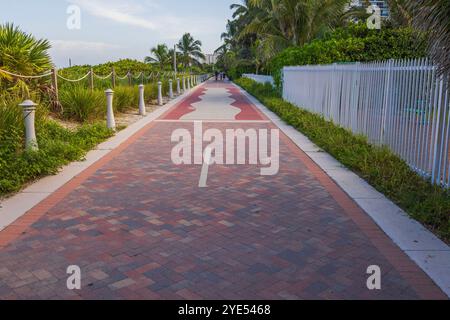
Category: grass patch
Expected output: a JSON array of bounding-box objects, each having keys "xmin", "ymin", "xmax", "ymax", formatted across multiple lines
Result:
[
  {"xmin": 60, "ymin": 86, "xmax": 105, "ymax": 122},
  {"xmin": 59, "ymin": 83, "xmax": 160, "ymax": 123},
  {"xmin": 235, "ymin": 77, "xmax": 450, "ymax": 241},
  {"xmin": 0, "ymin": 97, "xmax": 114, "ymax": 196},
  {"xmin": 113, "ymin": 86, "xmax": 139, "ymax": 113}
]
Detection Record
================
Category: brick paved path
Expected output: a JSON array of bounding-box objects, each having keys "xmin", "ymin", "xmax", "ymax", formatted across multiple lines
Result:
[{"xmin": 0, "ymin": 80, "xmax": 446, "ymax": 299}]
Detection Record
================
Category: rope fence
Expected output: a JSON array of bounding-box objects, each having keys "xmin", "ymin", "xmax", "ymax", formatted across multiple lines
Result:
[
  {"xmin": 1, "ymin": 66, "xmax": 207, "ymax": 105},
  {"xmin": 57, "ymin": 72, "xmax": 91, "ymax": 82},
  {"xmin": 93, "ymin": 72, "xmax": 113, "ymax": 80},
  {"xmin": 0, "ymin": 69, "xmax": 53, "ymax": 79}
]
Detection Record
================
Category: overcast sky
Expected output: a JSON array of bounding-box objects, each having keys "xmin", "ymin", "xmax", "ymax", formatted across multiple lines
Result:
[{"xmin": 0, "ymin": 0, "xmax": 235, "ymax": 67}]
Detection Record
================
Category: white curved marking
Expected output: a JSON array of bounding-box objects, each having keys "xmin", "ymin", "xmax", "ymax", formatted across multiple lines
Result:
[
  {"xmin": 181, "ymin": 88, "xmax": 241, "ymax": 120},
  {"xmin": 198, "ymin": 147, "xmax": 213, "ymax": 188}
]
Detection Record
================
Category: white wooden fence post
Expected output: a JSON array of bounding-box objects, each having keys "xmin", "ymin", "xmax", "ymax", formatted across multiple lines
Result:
[
  {"xmin": 183, "ymin": 76, "xmax": 186, "ymax": 92},
  {"xmin": 19, "ymin": 100, "xmax": 38, "ymax": 151},
  {"xmin": 177, "ymin": 78, "xmax": 181, "ymax": 95},
  {"xmin": 138, "ymin": 84, "xmax": 146, "ymax": 116},
  {"xmin": 169, "ymin": 79, "xmax": 174, "ymax": 99},
  {"xmin": 158, "ymin": 81, "xmax": 163, "ymax": 106},
  {"xmin": 105, "ymin": 89, "xmax": 116, "ymax": 130}
]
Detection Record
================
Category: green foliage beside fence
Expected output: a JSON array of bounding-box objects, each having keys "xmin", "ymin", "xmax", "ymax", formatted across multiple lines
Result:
[
  {"xmin": 269, "ymin": 24, "xmax": 427, "ymax": 87},
  {"xmin": 235, "ymin": 77, "xmax": 450, "ymax": 241}
]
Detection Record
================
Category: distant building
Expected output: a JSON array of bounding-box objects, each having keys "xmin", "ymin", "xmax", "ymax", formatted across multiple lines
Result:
[
  {"xmin": 203, "ymin": 53, "xmax": 219, "ymax": 65},
  {"xmin": 350, "ymin": 0, "xmax": 390, "ymax": 18}
]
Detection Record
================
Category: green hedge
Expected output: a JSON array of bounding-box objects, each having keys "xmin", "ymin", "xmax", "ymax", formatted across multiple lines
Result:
[
  {"xmin": 269, "ymin": 24, "xmax": 427, "ymax": 87},
  {"xmin": 235, "ymin": 77, "xmax": 450, "ymax": 241}
]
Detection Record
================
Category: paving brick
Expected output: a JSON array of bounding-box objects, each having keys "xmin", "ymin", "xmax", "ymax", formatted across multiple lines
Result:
[{"xmin": 109, "ymin": 278, "xmax": 136, "ymax": 290}]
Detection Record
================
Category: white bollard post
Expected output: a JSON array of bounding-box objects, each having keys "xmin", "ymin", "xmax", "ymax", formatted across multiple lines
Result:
[
  {"xmin": 19, "ymin": 100, "xmax": 38, "ymax": 151},
  {"xmin": 105, "ymin": 89, "xmax": 116, "ymax": 130},
  {"xmin": 138, "ymin": 84, "xmax": 146, "ymax": 116},
  {"xmin": 169, "ymin": 79, "xmax": 174, "ymax": 99},
  {"xmin": 177, "ymin": 78, "xmax": 181, "ymax": 95},
  {"xmin": 158, "ymin": 81, "xmax": 163, "ymax": 106},
  {"xmin": 183, "ymin": 76, "xmax": 186, "ymax": 92}
]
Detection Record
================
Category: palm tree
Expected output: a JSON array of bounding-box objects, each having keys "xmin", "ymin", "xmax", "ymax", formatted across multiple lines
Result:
[
  {"xmin": 215, "ymin": 20, "xmax": 238, "ymax": 57},
  {"xmin": 238, "ymin": 0, "xmax": 350, "ymax": 61},
  {"xmin": 144, "ymin": 44, "xmax": 170, "ymax": 70},
  {"xmin": 385, "ymin": 0, "xmax": 413, "ymax": 27},
  {"xmin": 406, "ymin": 1, "xmax": 450, "ymax": 81},
  {"xmin": 176, "ymin": 33, "xmax": 205, "ymax": 68},
  {"xmin": 0, "ymin": 23, "xmax": 51, "ymax": 96}
]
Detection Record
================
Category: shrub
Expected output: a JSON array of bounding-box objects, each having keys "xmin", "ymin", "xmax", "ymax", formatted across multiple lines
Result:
[
  {"xmin": 144, "ymin": 83, "xmax": 158, "ymax": 103},
  {"xmin": 59, "ymin": 86, "xmax": 105, "ymax": 122},
  {"xmin": 269, "ymin": 24, "xmax": 427, "ymax": 87},
  {"xmin": 0, "ymin": 119, "xmax": 113, "ymax": 196},
  {"xmin": 235, "ymin": 77, "xmax": 450, "ymax": 241},
  {"xmin": 113, "ymin": 86, "xmax": 139, "ymax": 113}
]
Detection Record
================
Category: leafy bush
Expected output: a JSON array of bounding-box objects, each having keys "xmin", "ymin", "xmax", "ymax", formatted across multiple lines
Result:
[
  {"xmin": 269, "ymin": 24, "xmax": 427, "ymax": 87},
  {"xmin": 228, "ymin": 64, "xmax": 255, "ymax": 81},
  {"xmin": 0, "ymin": 98, "xmax": 113, "ymax": 196},
  {"xmin": 235, "ymin": 77, "xmax": 450, "ymax": 241},
  {"xmin": 59, "ymin": 86, "xmax": 105, "ymax": 122}
]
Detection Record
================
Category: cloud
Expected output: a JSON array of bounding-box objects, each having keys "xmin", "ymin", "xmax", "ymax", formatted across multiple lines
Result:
[
  {"xmin": 50, "ymin": 40, "xmax": 121, "ymax": 51},
  {"xmin": 68, "ymin": 0, "xmax": 157, "ymax": 30},
  {"xmin": 67, "ymin": 0, "xmax": 224, "ymax": 40},
  {"xmin": 49, "ymin": 40, "xmax": 124, "ymax": 67},
  {"xmin": 60, "ymin": 0, "xmax": 227, "ymax": 57}
]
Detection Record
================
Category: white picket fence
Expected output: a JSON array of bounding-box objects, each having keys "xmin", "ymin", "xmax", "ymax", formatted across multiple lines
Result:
[
  {"xmin": 282, "ymin": 59, "xmax": 450, "ymax": 187},
  {"xmin": 243, "ymin": 74, "xmax": 275, "ymax": 86}
]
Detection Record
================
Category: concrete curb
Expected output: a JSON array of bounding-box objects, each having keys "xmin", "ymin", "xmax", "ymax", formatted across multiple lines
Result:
[{"xmin": 234, "ymin": 83, "xmax": 450, "ymax": 298}]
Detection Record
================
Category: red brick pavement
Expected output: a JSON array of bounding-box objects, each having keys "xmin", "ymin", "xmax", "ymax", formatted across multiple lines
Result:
[{"xmin": 0, "ymin": 80, "xmax": 446, "ymax": 300}]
